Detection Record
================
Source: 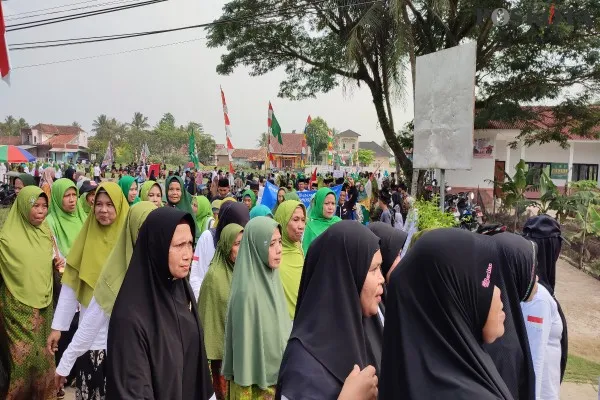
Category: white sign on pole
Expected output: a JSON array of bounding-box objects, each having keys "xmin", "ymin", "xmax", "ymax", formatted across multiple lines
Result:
[{"xmin": 413, "ymin": 41, "xmax": 477, "ymax": 170}]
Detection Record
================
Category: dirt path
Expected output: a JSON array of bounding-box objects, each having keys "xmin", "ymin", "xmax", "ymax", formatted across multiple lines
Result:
[{"xmin": 555, "ymin": 258, "xmax": 600, "ymax": 363}]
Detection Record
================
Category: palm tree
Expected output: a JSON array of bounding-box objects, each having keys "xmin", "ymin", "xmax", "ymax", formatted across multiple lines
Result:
[
  {"xmin": 131, "ymin": 112, "xmax": 150, "ymax": 130},
  {"xmin": 72, "ymin": 121, "xmax": 82, "ymax": 128},
  {"xmin": 256, "ymin": 132, "xmax": 268, "ymax": 148},
  {"xmin": 92, "ymin": 114, "xmax": 109, "ymax": 133}
]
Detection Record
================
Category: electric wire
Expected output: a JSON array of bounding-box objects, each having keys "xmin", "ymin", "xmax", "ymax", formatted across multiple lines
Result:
[{"xmin": 5, "ymin": 0, "xmax": 147, "ymax": 21}]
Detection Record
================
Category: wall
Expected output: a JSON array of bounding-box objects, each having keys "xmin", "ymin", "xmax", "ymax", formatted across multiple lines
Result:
[
  {"xmin": 368, "ymin": 156, "xmax": 390, "ymax": 171},
  {"xmin": 446, "ymin": 130, "xmax": 497, "ymax": 189}
]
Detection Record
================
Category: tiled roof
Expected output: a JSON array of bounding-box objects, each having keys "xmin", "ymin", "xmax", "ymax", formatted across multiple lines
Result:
[
  {"xmin": 30, "ymin": 124, "xmax": 84, "ymax": 136},
  {"xmin": 41, "ymin": 134, "xmax": 78, "ymax": 147},
  {"xmin": 338, "ymin": 129, "xmax": 361, "ymax": 138},
  {"xmin": 214, "ymin": 144, "xmax": 229, "ymax": 156},
  {"xmin": 0, "ymin": 136, "xmax": 22, "ymax": 145},
  {"xmin": 270, "ymin": 133, "xmax": 304, "ymax": 155},
  {"xmin": 484, "ymin": 106, "xmax": 600, "ymax": 140},
  {"xmin": 232, "ymin": 148, "xmax": 266, "ymax": 162},
  {"xmin": 359, "ymin": 141, "xmax": 392, "ymax": 158}
]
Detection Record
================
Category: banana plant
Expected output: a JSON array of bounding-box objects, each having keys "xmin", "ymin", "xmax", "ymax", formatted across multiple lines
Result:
[{"xmin": 566, "ymin": 181, "xmax": 600, "ymax": 269}]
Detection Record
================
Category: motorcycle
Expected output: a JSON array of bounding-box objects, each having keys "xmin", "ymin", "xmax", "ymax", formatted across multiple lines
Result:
[
  {"xmin": 477, "ymin": 223, "xmax": 507, "ymax": 236},
  {"xmin": 0, "ymin": 183, "xmax": 15, "ymax": 206}
]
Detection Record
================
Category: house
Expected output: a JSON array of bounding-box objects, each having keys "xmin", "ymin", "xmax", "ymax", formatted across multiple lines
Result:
[
  {"xmin": 19, "ymin": 124, "xmax": 89, "ymax": 162},
  {"xmin": 359, "ymin": 141, "xmax": 393, "ymax": 170},
  {"xmin": 232, "ymin": 148, "xmax": 266, "ymax": 169},
  {"xmin": 443, "ymin": 106, "xmax": 600, "ymax": 207},
  {"xmin": 270, "ymin": 133, "xmax": 306, "ymax": 169},
  {"xmin": 214, "ymin": 144, "xmax": 230, "ymax": 166}
]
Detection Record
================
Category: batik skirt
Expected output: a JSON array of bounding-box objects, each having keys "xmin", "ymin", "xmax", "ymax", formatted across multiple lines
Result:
[
  {"xmin": 75, "ymin": 349, "xmax": 106, "ymax": 400},
  {"xmin": 0, "ymin": 285, "xmax": 56, "ymax": 400},
  {"xmin": 226, "ymin": 381, "xmax": 275, "ymax": 400}
]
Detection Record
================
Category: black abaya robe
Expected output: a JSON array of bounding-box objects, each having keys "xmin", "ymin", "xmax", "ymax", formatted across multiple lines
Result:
[{"xmin": 106, "ymin": 207, "xmax": 213, "ymax": 400}]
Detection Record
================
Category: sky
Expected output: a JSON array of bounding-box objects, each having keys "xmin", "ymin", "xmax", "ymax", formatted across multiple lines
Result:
[{"xmin": 0, "ymin": 0, "xmax": 414, "ymax": 149}]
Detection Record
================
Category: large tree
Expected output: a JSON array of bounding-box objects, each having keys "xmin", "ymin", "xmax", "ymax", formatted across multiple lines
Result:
[
  {"xmin": 131, "ymin": 112, "xmax": 150, "ymax": 130},
  {"xmin": 207, "ymin": 0, "xmax": 600, "ymax": 186},
  {"xmin": 305, "ymin": 117, "xmax": 332, "ymax": 164},
  {"xmin": 0, "ymin": 116, "xmax": 29, "ymax": 136}
]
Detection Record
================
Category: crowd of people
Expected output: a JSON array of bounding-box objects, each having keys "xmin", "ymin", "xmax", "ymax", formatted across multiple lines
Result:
[{"xmin": 0, "ymin": 161, "xmax": 567, "ymax": 400}]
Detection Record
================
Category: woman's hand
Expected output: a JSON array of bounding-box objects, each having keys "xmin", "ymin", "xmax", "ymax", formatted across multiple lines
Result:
[
  {"xmin": 338, "ymin": 364, "xmax": 378, "ymax": 400},
  {"xmin": 54, "ymin": 372, "xmax": 67, "ymax": 390},
  {"xmin": 53, "ymin": 257, "xmax": 65, "ymax": 272},
  {"xmin": 46, "ymin": 329, "xmax": 61, "ymax": 354}
]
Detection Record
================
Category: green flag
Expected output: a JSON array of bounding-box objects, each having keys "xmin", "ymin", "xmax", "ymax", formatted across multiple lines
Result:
[
  {"xmin": 188, "ymin": 128, "xmax": 200, "ymax": 169},
  {"xmin": 268, "ymin": 102, "xmax": 283, "ymax": 145}
]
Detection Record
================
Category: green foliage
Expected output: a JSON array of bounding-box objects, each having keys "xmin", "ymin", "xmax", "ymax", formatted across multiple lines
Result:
[
  {"xmin": 357, "ymin": 149, "xmax": 376, "ymax": 166},
  {"xmin": 256, "ymin": 132, "xmax": 268, "ymax": 148},
  {"xmin": 564, "ymin": 180, "xmax": 600, "ymax": 269},
  {"xmin": 414, "ymin": 196, "xmax": 457, "ymax": 231},
  {"xmin": 305, "ymin": 117, "xmax": 331, "ymax": 164},
  {"xmin": 564, "ymin": 354, "xmax": 600, "ymax": 384},
  {"xmin": 0, "ymin": 116, "xmax": 29, "ymax": 136}
]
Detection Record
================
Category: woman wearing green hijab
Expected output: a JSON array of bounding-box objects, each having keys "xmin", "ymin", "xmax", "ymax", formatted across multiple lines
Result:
[
  {"xmin": 192, "ymin": 195, "xmax": 214, "ymax": 238},
  {"xmin": 165, "ymin": 175, "xmax": 193, "ymax": 214},
  {"xmin": 76, "ymin": 180, "xmax": 98, "ymax": 219},
  {"xmin": 139, "ymin": 180, "xmax": 163, "ymax": 207},
  {"xmin": 274, "ymin": 200, "xmax": 306, "ymax": 320},
  {"xmin": 302, "ymin": 187, "xmax": 341, "ymax": 255},
  {"xmin": 249, "ymin": 205, "xmax": 273, "ymax": 219},
  {"xmin": 118, "ymin": 175, "xmax": 140, "ymax": 206},
  {"xmin": 48, "ymin": 182, "xmax": 129, "ymax": 398},
  {"xmin": 222, "ymin": 217, "xmax": 290, "ymax": 398},
  {"xmin": 52, "ymin": 202, "xmax": 157, "ymax": 388},
  {"xmin": 12, "ymin": 172, "xmax": 35, "ymax": 195},
  {"xmin": 198, "ymin": 223, "xmax": 244, "ymax": 400},
  {"xmin": 0, "ymin": 186, "xmax": 57, "ymax": 399},
  {"xmin": 283, "ymin": 191, "xmax": 300, "ymax": 202},
  {"xmin": 271, "ymin": 187, "xmax": 287, "ymax": 214},
  {"xmin": 241, "ymin": 189, "xmax": 256, "ymax": 211},
  {"xmin": 46, "ymin": 178, "xmax": 87, "ymax": 257}
]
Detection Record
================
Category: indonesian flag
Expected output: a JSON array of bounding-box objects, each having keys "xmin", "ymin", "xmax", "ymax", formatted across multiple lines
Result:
[
  {"xmin": 302, "ymin": 115, "xmax": 311, "ymax": 156},
  {"xmin": 221, "ymin": 86, "xmax": 237, "ymax": 170},
  {"xmin": 308, "ymin": 167, "xmax": 317, "ymax": 188},
  {"xmin": 0, "ymin": 0, "xmax": 10, "ymax": 84}
]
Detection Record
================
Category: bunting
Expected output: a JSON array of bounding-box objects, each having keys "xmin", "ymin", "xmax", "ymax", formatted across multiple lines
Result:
[
  {"xmin": 221, "ymin": 86, "xmax": 235, "ymax": 174},
  {"xmin": 0, "ymin": 0, "xmax": 10, "ymax": 85}
]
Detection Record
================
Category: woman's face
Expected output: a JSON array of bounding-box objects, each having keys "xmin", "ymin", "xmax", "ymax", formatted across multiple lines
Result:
[
  {"xmin": 338, "ymin": 191, "xmax": 347, "ymax": 205},
  {"xmin": 168, "ymin": 222, "xmax": 194, "ymax": 279},
  {"xmin": 61, "ymin": 187, "xmax": 78, "ymax": 213},
  {"xmin": 128, "ymin": 181, "xmax": 138, "ymax": 203},
  {"xmin": 359, "ymin": 250, "xmax": 384, "ymax": 317},
  {"xmin": 277, "ymin": 190, "xmax": 285, "ymax": 204},
  {"xmin": 286, "ymin": 206, "xmax": 305, "ymax": 243},
  {"xmin": 322, "ymin": 194, "xmax": 336, "ymax": 219},
  {"xmin": 14, "ymin": 178, "xmax": 24, "ymax": 195},
  {"xmin": 482, "ymin": 286, "xmax": 505, "ymax": 344},
  {"xmin": 86, "ymin": 191, "xmax": 96, "ymax": 206},
  {"xmin": 268, "ymin": 228, "xmax": 283, "ymax": 269},
  {"xmin": 168, "ymin": 181, "xmax": 182, "ymax": 204},
  {"xmin": 229, "ymin": 232, "xmax": 243, "ymax": 263},
  {"xmin": 28, "ymin": 196, "xmax": 48, "ymax": 226},
  {"xmin": 386, "ymin": 254, "xmax": 401, "ymax": 283},
  {"xmin": 243, "ymin": 196, "xmax": 253, "ymax": 210},
  {"xmin": 192, "ymin": 198, "xmax": 198, "ymax": 215},
  {"xmin": 147, "ymin": 185, "xmax": 162, "ymax": 207},
  {"xmin": 94, "ymin": 192, "xmax": 117, "ymax": 226}
]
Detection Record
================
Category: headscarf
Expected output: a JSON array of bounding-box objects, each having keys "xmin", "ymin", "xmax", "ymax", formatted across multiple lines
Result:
[
  {"xmin": 211, "ymin": 201, "xmax": 250, "ymax": 247},
  {"xmin": 198, "ymin": 223, "xmax": 244, "ymax": 360},
  {"xmin": 368, "ymin": 222, "xmax": 408, "ymax": 279},
  {"xmin": 274, "ymin": 200, "xmax": 306, "ymax": 319},
  {"xmin": 77, "ymin": 180, "xmax": 97, "ymax": 218},
  {"xmin": 40, "ymin": 167, "xmax": 55, "ymax": 188},
  {"xmin": 249, "ymin": 204, "xmax": 273, "ymax": 219},
  {"xmin": 94, "ymin": 201, "xmax": 157, "ymax": 316},
  {"xmin": 46, "ymin": 178, "xmax": 87, "ymax": 256},
  {"xmin": 193, "ymin": 195, "xmax": 212, "ymax": 238},
  {"xmin": 302, "ymin": 187, "xmax": 341, "ymax": 254},
  {"xmin": 283, "ymin": 191, "xmax": 300, "ymax": 202},
  {"xmin": 242, "ymin": 189, "xmax": 257, "ymax": 209},
  {"xmin": 118, "ymin": 175, "xmax": 140, "ymax": 205},
  {"xmin": 379, "ymin": 229, "xmax": 512, "ymax": 400},
  {"xmin": 271, "ymin": 187, "xmax": 288, "ymax": 214},
  {"xmin": 61, "ymin": 182, "xmax": 129, "ymax": 307},
  {"xmin": 523, "ymin": 214, "xmax": 562, "ymax": 292},
  {"xmin": 484, "ymin": 232, "xmax": 537, "ymax": 400},
  {"xmin": 107, "ymin": 208, "xmax": 213, "ymax": 399},
  {"xmin": 140, "ymin": 180, "xmax": 162, "ymax": 204},
  {"xmin": 357, "ymin": 183, "xmax": 367, "ymax": 201},
  {"xmin": 277, "ymin": 221, "xmax": 380, "ymax": 397},
  {"xmin": 165, "ymin": 175, "xmax": 193, "ymax": 214},
  {"xmin": 64, "ymin": 167, "xmax": 76, "ymax": 183},
  {"xmin": 14, "ymin": 173, "xmax": 35, "ymax": 187},
  {"xmin": 0, "ymin": 187, "xmax": 54, "ymax": 308},
  {"xmin": 222, "ymin": 217, "xmax": 290, "ymax": 389}
]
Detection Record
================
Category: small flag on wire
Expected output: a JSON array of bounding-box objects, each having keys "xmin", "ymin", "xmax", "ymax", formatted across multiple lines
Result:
[{"xmin": 0, "ymin": 0, "xmax": 11, "ymax": 85}]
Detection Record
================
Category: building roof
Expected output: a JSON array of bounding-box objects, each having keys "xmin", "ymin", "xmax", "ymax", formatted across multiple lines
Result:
[
  {"xmin": 359, "ymin": 141, "xmax": 392, "ymax": 158},
  {"xmin": 484, "ymin": 106, "xmax": 600, "ymax": 141},
  {"xmin": 214, "ymin": 144, "xmax": 229, "ymax": 156},
  {"xmin": 270, "ymin": 133, "xmax": 304, "ymax": 155},
  {"xmin": 41, "ymin": 134, "xmax": 78, "ymax": 147},
  {"xmin": 232, "ymin": 148, "xmax": 266, "ymax": 162},
  {"xmin": 0, "ymin": 136, "xmax": 22, "ymax": 145},
  {"xmin": 30, "ymin": 124, "xmax": 84, "ymax": 136},
  {"xmin": 337, "ymin": 129, "xmax": 361, "ymax": 138}
]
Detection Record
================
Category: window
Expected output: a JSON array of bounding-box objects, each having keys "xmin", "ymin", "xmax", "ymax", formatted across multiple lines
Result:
[
  {"xmin": 352, "ymin": 144, "xmax": 356, "ymax": 150},
  {"xmin": 33, "ymin": 136, "xmax": 37, "ymax": 144},
  {"xmin": 343, "ymin": 143, "xmax": 346, "ymax": 150},
  {"xmin": 525, "ymin": 162, "xmax": 551, "ymax": 185},
  {"xmin": 572, "ymin": 164, "xmax": 598, "ymax": 182}
]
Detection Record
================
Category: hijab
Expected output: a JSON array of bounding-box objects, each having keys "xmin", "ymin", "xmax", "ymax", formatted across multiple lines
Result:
[
  {"xmin": 140, "ymin": 180, "xmax": 162, "ymax": 204},
  {"xmin": 77, "ymin": 180, "xmax": 97, "ymax": 218},
  {"xmin": 193, "ymin": 195, "xmax": 213, "ymax": 238},
  {"xmin": 46, "ymin": 178, "xmax": 87, "ymax": 256},
  {"xmin": 64, "ymin": 167, "xmax": 76, "ymax": 183},
  {"xmin": 283, "ymin": 191, "xmax": 300, "ymax": 202},
  {"xmin": 379, "ymin": 228, "xmax": 512, "ymax": 400},
  {"xmin": 222, "ymin": 217, "xmax": 290, "ymax": 389},
  {"xmin": 107, "ymin": 207, "xmax": 213, "ymax": 399},
  {"xmin": 485, "ymin": 232, "xmax": 536, "ymax": 400},
  {"xmin": 61, "ymin": 182, "xmax": 129, "ymax": 307},
  {"xmin": 302, "ymin": 187, "xmax": 341, "ymax": 254},
  {"xmin": 94, "ymin": 201, "xmax": 157, "ymax": 316},
  {"xmin": 118, "ymin": 175, "xmax": 140, "ymax": 205},
  {"xmin": 274, "ymin": 200, "xmax": 306, "ymax": 320},
  {"xmin": 250, "ymin": 204, "xmax": 273, "ymax": 219},
  {"xmin": 40, "ymin": 167, "xmax": 55, "ymax": 188},
  {"xmin": 198, "ymin": 223, "xmax": 244, "ymax": 360},
  {"xmin": 242, "ymin": 189, "xmax": 257, "ymax": 209},
  {"xmin": 0, "ymin": 187, "xmax": 54, "ymax": 308},
  {"xmin": 165, "ymin": 175, "xmax": 193, "ymax": 214},
  {"xmin": 272, "ymin": 187, "xmax": 288, "ymax": 214},
  {"xmin": 278, "ymin": 221, "xmax": 380, "ymax": 395},
  {"xmin": 211, "ymin": 201, "xmax": 250, "ymax": 247},
  {"xmin": 15, "ymin": 173, "xmax": 35, "ymax": 187},
  {"xmin": 368, "ymin": 222, "xmax": 408, "ymax": 279}
]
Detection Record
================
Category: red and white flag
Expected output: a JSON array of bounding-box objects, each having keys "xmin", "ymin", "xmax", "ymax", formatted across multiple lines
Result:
[
  {"xmin": 220, "ymin": 86, "xmax": 235, "ymax": 174},
  {"xmin": 0, "ymin": 0, "xmax": 11, "ymax": 85}
]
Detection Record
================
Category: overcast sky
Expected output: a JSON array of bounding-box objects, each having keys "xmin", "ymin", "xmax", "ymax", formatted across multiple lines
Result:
[{"xmin": 0, "ymin": 0, "xmax": 414, "ymax": 149}]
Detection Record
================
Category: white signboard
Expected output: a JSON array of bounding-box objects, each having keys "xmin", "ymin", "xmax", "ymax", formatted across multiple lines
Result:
[
  {"xmin": 333, "ymin": 170, "xmax": 344, "ymax": 178},
  {"xmin": 413, "ymin": 42, "xmax": 476, "ymax": 170}
]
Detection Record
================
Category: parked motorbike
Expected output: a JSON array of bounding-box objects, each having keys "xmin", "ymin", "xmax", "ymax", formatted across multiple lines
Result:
[
  {"xmin": 0, "ymin": 183, "xmax": 15, "ymax": 206},
  {"xmin": 477, "ymin": 223, "xmax": 507, "ymax": 236}
]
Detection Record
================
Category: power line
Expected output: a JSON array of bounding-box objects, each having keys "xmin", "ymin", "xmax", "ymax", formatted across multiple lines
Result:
[
  {"xmin": 6, "ymin": 0, "xmax": 167, "ymax": 32},
  {"xmin": 5, "ymin": 0, "xmax": 103, "ymax": 17},
  {"xmin": 5, "ymin": 0, "xmax": 144, "ymax": 21}
]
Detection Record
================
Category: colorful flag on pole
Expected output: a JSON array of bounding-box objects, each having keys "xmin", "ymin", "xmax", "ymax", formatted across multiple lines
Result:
[
  {"xmin": 101, "ymin": 141, "xmax": 113, "ymax": 168},
  {"xmin": 302, "ymin": 115, "xmax": 311, "ymax": 156},
  {"xmin": 140, "ymin": 142, "xmax": 150, "ymax": 163},
  {"xmin": 0, "ymin": 1, "xmax": 11, "ymax": 85},
  {"xmin": 221, "ymin": 86, "xmax": 236, "ymax": 174},
  {"xmin": 188, "ymin": 128, "xmax": 200, "ymax": 169},
  {"xmin": 268, "ymin": 102, "xmax": 283, "ymax": 145}
]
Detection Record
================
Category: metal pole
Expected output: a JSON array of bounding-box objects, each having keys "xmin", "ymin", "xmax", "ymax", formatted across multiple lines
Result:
[{"xmin": 439, "ymin": 169, "xmax": 446, "ymax": 212}]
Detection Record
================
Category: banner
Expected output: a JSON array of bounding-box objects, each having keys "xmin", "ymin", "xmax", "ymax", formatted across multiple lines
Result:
[
  {"xmin": 260, "ymin": 181, "xmax": 342, "ymax": 210},
  {"xmin": 550, "ymin": 163, "xmax": 568, "ymax": 179}
]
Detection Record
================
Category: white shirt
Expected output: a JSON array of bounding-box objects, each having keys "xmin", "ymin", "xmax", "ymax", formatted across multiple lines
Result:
[
  {"xmin": 55, "ymin": 169, "xmax": 62, "ymax": 179},
  {"xmin": 94, "ymin": 166, "xmax": 101, "ymax": 177},
  {"xmin": 190, "ymin": 230, "xmax": 216, "ymax": 301},
  {"xmin": 521, "ymin": 285, "xmax": 563, "ymax": 400},
  {"xmin": 55, "ymin": 295, "xmax": 109, "ymax": 377}
]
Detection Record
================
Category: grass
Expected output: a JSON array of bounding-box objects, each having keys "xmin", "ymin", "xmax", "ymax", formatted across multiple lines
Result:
[{"xmin": 564, "ymin": 354, "xmax": 600, "ymax": 384}]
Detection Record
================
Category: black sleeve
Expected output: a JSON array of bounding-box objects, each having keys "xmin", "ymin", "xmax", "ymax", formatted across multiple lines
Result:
[{"xmin": 345, "ymin": 186, "xmax": 359, "ymax": 210}]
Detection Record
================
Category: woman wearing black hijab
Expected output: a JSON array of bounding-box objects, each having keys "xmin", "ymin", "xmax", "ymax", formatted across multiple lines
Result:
[
  {"xmin": 106, "ymin": 207, "xmax": 214, "ymax": 399},
  {"xmin": 380, "ymin": 229, "xmax": 512, "ymax": 400},
  {"xmin": 486, "ymin": 232, "xmax": 537, "ymax": 400},
  {"xmin": 277, "ymin": 221, "xmax": 383, "ymax": 400}
]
